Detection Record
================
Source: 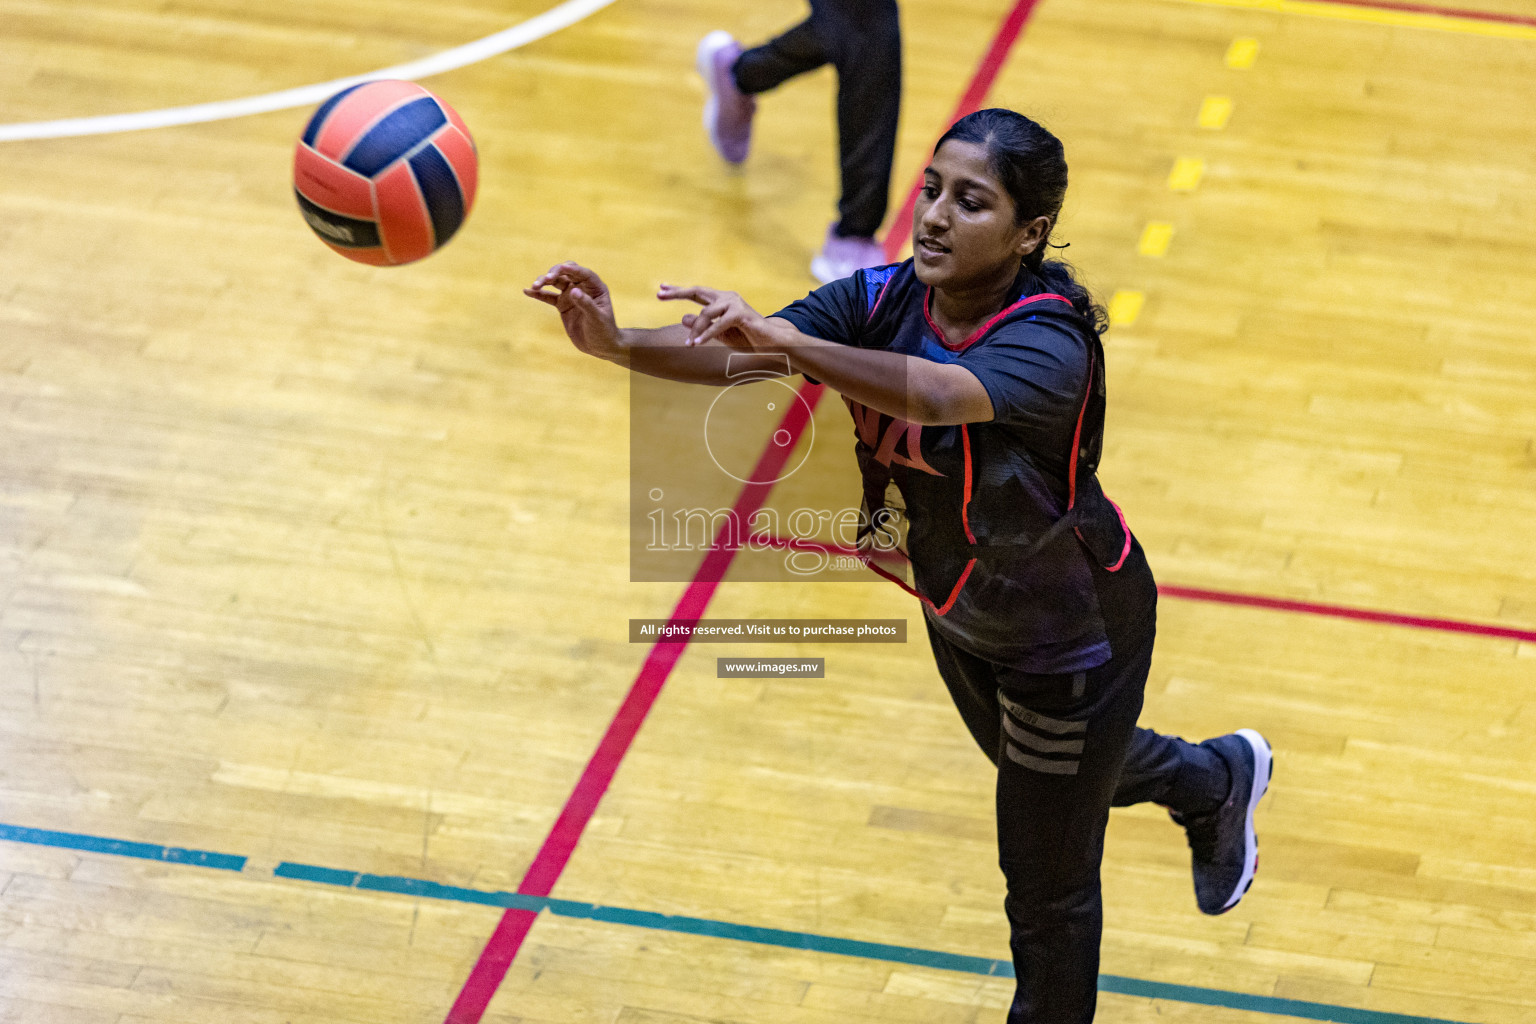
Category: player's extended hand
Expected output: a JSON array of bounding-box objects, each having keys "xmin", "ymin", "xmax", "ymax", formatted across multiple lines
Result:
[
  {"xmin": 524, "ymin": 262, "xmax": 623, "ymax": 361},
  {"xmin": 657, "ymin": 284, "xmax": 777, "ymax": 351}
]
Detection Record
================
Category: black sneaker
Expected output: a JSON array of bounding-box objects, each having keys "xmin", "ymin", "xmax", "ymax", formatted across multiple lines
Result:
[{"xmin": 1171, "ymin": 729, "xmax": 1273, "ymax": 915}]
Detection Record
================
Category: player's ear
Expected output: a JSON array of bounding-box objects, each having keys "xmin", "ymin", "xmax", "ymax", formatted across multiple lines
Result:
[{"xmin": 1016, "ymin": 216, "xmax": 1052, "ymax": 257}]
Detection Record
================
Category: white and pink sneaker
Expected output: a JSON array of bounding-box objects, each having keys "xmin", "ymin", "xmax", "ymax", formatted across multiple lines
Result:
[{"xmin": 697, "ymin": 31, "xmax": 755, "ymax": 165}]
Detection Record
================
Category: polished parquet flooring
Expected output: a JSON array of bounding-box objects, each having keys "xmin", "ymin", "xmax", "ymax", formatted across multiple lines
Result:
[{"xmin": 0, "ymin": 0, "xmax": 1533, "ymax": 1021}]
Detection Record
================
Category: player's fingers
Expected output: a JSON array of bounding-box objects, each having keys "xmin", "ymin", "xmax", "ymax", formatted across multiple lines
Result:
[
  {"xmin": 569, "ymin": 286, "xmax": 604, "ymax": 314},
  {"xmin": 693, "ymin": 308, "xmax": 744, "ymax": 347},
  {"xmin": 523, "ymin": 287, "xmax": 561, "ymax": 306},
  {"xmin": 685, "ymin": 300, "xmax": 730, "ymax": 344},
  {"xmin": 537, "ymin": 262, "xmax": 596, "ymax": 290},
  {"xmin": 531, "ymin": 270, "xmax": 574, "ymax": 292},
  {"xmin": 572, "ymin": 288, "xmax": 616, "ymax": 330},
  {"xmin": 659, "ymin": 284, "xmax": 717, "ymax": 306},
  {"xmin": 565, "ymin": 264, "xmax": 606, "ymax": 292}
]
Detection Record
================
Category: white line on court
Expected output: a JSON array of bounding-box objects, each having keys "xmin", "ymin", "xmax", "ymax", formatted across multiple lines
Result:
[{"xmin": 0, "ymin": 0, "xmax": 617, "ymax": 143}]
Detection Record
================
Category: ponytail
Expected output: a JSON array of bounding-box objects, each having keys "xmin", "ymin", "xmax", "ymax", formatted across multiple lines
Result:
[{"xmin": 1031, "ymin": 257, "xmax": 1108, "ymax": 336}]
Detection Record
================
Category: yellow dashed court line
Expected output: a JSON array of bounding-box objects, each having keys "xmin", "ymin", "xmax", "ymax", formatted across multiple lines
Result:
[
  {"xmin": 1171, "ymin": 0, "xmax": 1536, "ymax": 40},
  {"xmin": 1109, "ymin": 290, "xmax": 1147, "ymax": 327},
  {"xmin": 1198, "ymin": 95, "xmax": 1234, "ymax": 129},
  {"xmin": 1138, "ymin": 222, "xmax": 1176, "ymax": 257},
  {"xmin": 1168, "ymin": 157, "xmax": 1206, "ymax": 192},
  {"xmin": 1225, "ymin": 36, "xmax": 1261, "ymax": 67}
]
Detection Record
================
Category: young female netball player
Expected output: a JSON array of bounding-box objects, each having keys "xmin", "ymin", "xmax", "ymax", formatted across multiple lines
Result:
[{"xmin": 526, "ymin": 108, "xmax": 1272, "ymax": 1022}]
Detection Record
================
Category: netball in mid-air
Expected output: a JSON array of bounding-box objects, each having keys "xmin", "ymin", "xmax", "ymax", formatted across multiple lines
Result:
[{"xmin": 293, "ymin": 80, "xmax": 478, "ymax": 266}]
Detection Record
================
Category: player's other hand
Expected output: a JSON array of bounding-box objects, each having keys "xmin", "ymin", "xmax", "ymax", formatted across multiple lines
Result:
[
  {"xmin": 657, "ymin": 284, "xmax": 775, "ymax": 352},
  {"xmin": 525, "ymin": 262, "xmax": 623, "ymax": 361}
]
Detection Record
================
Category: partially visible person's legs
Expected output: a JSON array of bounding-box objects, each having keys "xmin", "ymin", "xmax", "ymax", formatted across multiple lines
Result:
[
  {"xmin": 801, "ymin": 0, "xmax": 900, "ymax": 280},
  {"xmin": 1112, "ymin": 727, "xmax": 1230, "ymax": 813},
  {"xmin": 733, "ymin": 0, "xmax": 900, "ymax": 233},
  {"xmin": 702, "ymin": 1, "xmax": 901, "ymax": 280},
  {"xmin": 991, "ymin": 622, "xmax": 1151, "ymax": 1023},
  {"xmin": 1116, "ymin": 724, "xmax": 1273, "ymax": 915},
  {"xmin": 927, "ymin": 617, "xmax": 1152, "ymax": 1023},
  {"xmin": 732, "ymin": 15, "xmax": 828, "ymax": 95},
  {"xmin": 928, "ymin": 608, "xmax": 1272, "ymax": 1018},
  {"xmin": 811, "ymin": 0, "xmax": 901, "ymax": 243}
]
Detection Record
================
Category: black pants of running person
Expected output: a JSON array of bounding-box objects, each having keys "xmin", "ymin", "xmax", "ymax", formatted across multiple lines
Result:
[
  {"xmin": 927, "ymin": 613, "xmax": 1230, "ymax": 1023},
  {"xmin": 732, "ymin": 0, "xmax": 901, "ymax": 239}
]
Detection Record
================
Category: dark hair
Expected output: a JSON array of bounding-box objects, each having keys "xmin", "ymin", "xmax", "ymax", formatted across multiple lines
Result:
[{"xmin": 935, "ymin": 109, "xmax": 1108, "ymax": 335}]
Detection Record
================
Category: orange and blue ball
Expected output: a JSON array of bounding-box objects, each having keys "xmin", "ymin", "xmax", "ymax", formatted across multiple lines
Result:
[{"xmin": 293, "ymin": 80, "xmax": 478, "ymax": 266}]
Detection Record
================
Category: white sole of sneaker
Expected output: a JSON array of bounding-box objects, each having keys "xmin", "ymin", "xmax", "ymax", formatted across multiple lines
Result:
[
  {"xmin": 1221, "ymin": 728, "xmax": 1273, "ymax": 912},
  {"xmin": 809, "ymin": 255, "xmax": 840, "ymax": 285}
]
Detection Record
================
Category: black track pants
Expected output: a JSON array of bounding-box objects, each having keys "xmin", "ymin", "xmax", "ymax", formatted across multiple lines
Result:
[
  {"xmin": 926, "ymin": 613, "xmax": 1230, "ymax": 1023},
  {"xmin": 732, "ymin": 0, "xmax": 901, "ymax": 238}
]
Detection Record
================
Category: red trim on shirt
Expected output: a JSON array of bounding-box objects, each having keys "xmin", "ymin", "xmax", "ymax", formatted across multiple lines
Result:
[
  {"xmin": 868, "ymin": 557, "xmax": 977, "ymax": 617},
  {"xmin": 868, "ymin": 289, "xmax": 1083, "ymax": 615},
  {"xmin": 960, "ymin": 424, "xmax": 977, "ymax": 545},
  {"xmin": 922, "ymin": 289, "xmax": 1073, "ymax": 352},
  {"xmin": 1103, "ymin": 496, "xmax": 1132, "ymax": 571},
  {"xmin": 1073, "ymin": 497, "xmax": 1133, "ymax": 573},
  {"xmin": 867, "ymin": 275, "xmax": 896, "ymax": 324},
  {"xmin": 1066, "ymin": 344, "xmax": 1096, "ymax": 510},
  {"xmin": 930, "ymin": 558, "xmax": 977, "ymax": 615},
  {"xmin": 921, "ymin": 289, "xmax": 947, "ymax": 346}
]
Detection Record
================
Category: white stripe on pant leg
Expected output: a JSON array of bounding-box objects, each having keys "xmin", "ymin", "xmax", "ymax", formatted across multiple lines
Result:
[
  {"xmin": 1006, "ymin": 744, "xmax": 1080, "ymax": 775},
  {"xmin": 1002, "ymin": 715, "xmax": 1085, "ymax": 755}
]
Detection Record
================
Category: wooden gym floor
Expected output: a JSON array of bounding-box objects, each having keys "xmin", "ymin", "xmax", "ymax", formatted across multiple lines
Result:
[{"xmin": 0, "ymin": 0, "xmax": 1533, "ymax": 1021}]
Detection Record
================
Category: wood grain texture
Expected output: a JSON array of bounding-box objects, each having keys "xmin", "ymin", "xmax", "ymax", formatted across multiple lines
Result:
[{"xmin": 0, "ymin": 0, "xmax": 1533, "ymax": 1021}]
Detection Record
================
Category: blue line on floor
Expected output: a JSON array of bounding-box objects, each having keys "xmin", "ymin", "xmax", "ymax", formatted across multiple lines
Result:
[
  {"xmin": 0, "ymin": 823, "xmax": 1466, "ymax": 1024},
  {"xmin": 273, "ymin": 862, "xmax": 1461, "ymax": 1024},
  {"xmin": 0, "ymin": 823, "xmax": 246, "ymax": 871}
]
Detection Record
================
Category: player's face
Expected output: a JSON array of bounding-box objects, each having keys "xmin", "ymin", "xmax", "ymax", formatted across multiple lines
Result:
[{"xmin": 912, "ymin": 140, "xmax": 1047, "ymax": 291}]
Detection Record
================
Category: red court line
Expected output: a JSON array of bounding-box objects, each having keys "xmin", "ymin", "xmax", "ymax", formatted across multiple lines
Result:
[
  {"xmin": 1315, "ymin": 0, "xmax": 1536, "ymax": 29},
  {"xmin": 442, "ymin": 4, "xmax": 1048, "ymax": 1020},
  {"xmin": 748, "ymin": 534, "xmax": 1536, "ymax": 645},
  {"xmin": 444, "ymin": 386, "xmax": 822, "ymax": 1023},
  {"xmin": 1159, "ymin": 585, "xmax": 1536, "ymax": 643}
]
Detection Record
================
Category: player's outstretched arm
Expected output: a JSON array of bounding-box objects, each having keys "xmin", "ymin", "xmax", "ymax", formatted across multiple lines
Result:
[
  {"xmin": 525, "ymin": 263, "xmax": 786, "ymax": 385},
  {"xmin": 661, "ymin": 284, "xmax": 995, "ymax": 426},
  {"xmin": 784, "ymin": 334, "xmax": 996, "ymax": 426}
]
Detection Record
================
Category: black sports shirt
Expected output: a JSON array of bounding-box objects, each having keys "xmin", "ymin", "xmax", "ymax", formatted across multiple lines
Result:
[{"xmin": 773, "ymin": 259, "xmax": 1156, "ymax": 673}]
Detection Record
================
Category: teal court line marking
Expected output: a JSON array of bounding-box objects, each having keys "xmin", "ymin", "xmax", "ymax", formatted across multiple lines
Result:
[
  {"xmin": 0, "ymin": 824, "xmax": 1468, "ymax": 1024},
  {"xmin": 0, "ymin": 823, "xmax": 246, "ymax": 871},
  {"xmin": 280, "ymin": 863, "xmax": 1464, "ymax": 1024}
]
